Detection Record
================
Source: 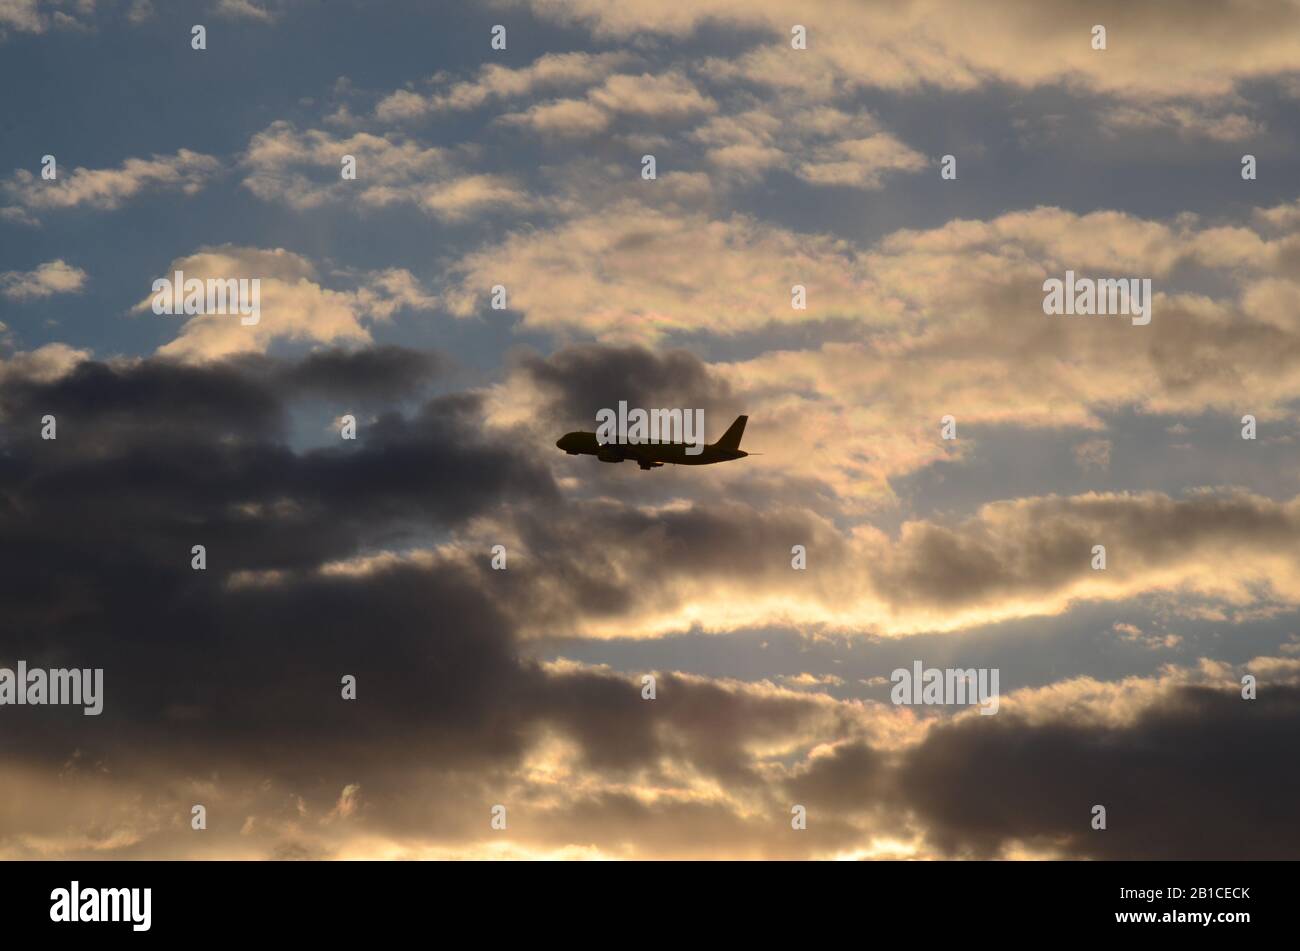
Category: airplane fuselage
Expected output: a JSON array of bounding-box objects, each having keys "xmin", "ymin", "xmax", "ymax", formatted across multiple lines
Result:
[{"xmin": 555, "ymin": 431, "xmax": 747, "ymax": 468}]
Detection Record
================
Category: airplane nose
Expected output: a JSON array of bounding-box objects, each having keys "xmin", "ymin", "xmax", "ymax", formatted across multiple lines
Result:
[{"xmin": 555, "ymin": 436, "xmax": 567, "ymax": 449}]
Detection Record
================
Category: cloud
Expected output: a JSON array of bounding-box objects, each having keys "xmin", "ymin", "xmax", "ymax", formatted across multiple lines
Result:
[
  {"xmin": 349, "ymin": 268, "xmax": 438, "ymax": 320},
  {"xmin": 362, "ymin": 342, "xmax": 1300, "ymax": 639},
  {"xmin": 241, "ymin": 121, "xmax": 449, "ymax": 210},
  {"xmin": 586, "ymin": 72, "xmax": 715, "ymax": 118},
  {"xmin": 375, "ymin": 51, "xmax": 634, "ymax": 121},
  {"xmin": 3, "ymin": 349, "xmax": 1299, "ymax": 858},
  {"xmin": 444, "ymin": 201, "xmax": 868, "ymax": 341},
  {"xmin": 520, "ymin": 0, "xmax": 1300, "ymax": 101},
  {"xmin": 1102, "ymin": 101, "xmax": 1265, "ymax": 141},
  {"xmin": 0, "ymin": 342, "xmax": 90, "ymax": 384},
  {"xmin": 447, "ymin": 198, "xmax": 1282, "ymax": 342},
  {"xmin": 1111, "ymin": 621, "xmax": 1181, "ymax": 650},
  {"xmin": 0, "ymin": 259, "xmax": 87, "ymax": 300},
  {"xmin": 500, "ymin": 71, "xmax": 716, "ymax": 137},
  {"xmin": 795, "ymin": 133, "xmax": 928, "ymax": 187},
  {"xmin": 0, "ymin": 204, "xmax": 38, "ymax": 226},
  {"xmin": 134, "ymin": 245, "xmax": 435, "ymax": 362},
  {"xmin": 416, "ymin": 173, "xmax": 533, "ymax": 221},
  {"xmin": 477, "ymin": 488, "xmax": 1300, "ymax": 639},
  {"xmin": 501, "ymin": 97, "xmax": 612, "ymax": 136},
  {"xmin": 720, "ymin": 201, "xmax": 1300, "ymax": 495},
  {"xmin": 864, "ymin": 490, "xmax": 1300, "ymax": 633},
  {"xmin": 214, "ymin": 0, "xmax": 273, "ymax": 21},
  {"xmin": 693, "ymin": 106, "xmax": 926, "ymax": 187},
  {"xmin": 446, "ymin": 196, "xmax": 1300, "ymax": 502},
  {"xmin": 3, "ymin": 149, "xmax": 220, "ymax": 217},
  {"xmin": 1072, "ymin": 438, "xmax": 1111, "ymax": 472},
  {"xmin": 510, "ymin": 343, "xmax": 739, "ymax": 427},
  {"xmin": 0, "ymin": 0, "xmax": 99, "ymax": 35},
  {"xmin": 9, "ymin": 1, "xmax": 1300, "ymax": 863},
  {"xmin": 0, "ymin": 0, "xmax": 42, "ymax": 33},
  {"xmin": 323, "ymin": 338, "xmax": 1300, "ymax": 641},
  {"xmin": 780, "ymin": 672, "xmax": 845, "ymax": 690},
  {"xmin": 279, "ymin": 345, "xmax": 442, "ymax": 402},
  {"xmin": 241, "ymin": 121, "xmax": 532, "ymax": 220},
  {"xmin": 897, "ymin": 679, "xmax": 1300, "ymax": 859},
  {"xmin": 370, "ymin": 51, "xmax": 920, "ymax": 197},
  {"xmin": 0, "ymin": 352, "xmax": 808, "ymax": 857}
]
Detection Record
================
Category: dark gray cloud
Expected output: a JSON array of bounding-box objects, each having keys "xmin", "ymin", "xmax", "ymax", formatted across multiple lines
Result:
[
  {"xmin": 0, "ymin": 350, "xmax": 555, "ymax": 773},
  {"xmin": 279, "ymin": 346, "xmax": 444, "ymax": 403},
  {"xmin": 897, "ymin": 685, "xmax": 1300, "ymax": 859},
  {"xmin": 517, "ymin": 344, "xmax": 742, "ymax": 434},
  {"xmin": 0, "ymin": 349, "xmax": 842, "ymax": 855},
  {"xmin": 3, "ymin": 347, "xmax": 1299, "ymax": 860}
]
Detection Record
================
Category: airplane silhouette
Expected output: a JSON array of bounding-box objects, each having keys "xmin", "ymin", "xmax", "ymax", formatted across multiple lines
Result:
[{"xmin": 556, "ymin": 415, "xmax": 750, "ymax": 470}]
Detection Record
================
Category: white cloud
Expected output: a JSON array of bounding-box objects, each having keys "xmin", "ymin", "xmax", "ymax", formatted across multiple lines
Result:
[
  {"xmin": 1103, "ymin": 102, "xmax": 1264, "ymax": 141},
  {"xmin": 501, "ymin": 98, "xmax": 611, "ymax": 136},
  {"xmin": 240, "ymin": 121, "xmax": 532, "ymax": 220},
  {"xmin": 522, "ymin": 0, "xmax": 1300, "ymax": 101},
  {"xmin": 795, "ymin": 133, "xmax": 927, "ymax": 188},
  {"xmin": 456, "ymin": 195, "xmax": 1300, "ymax": 505},
  {"xmin": 0, "ymin": 259, "xmax": 87, "ymax": 300},
  {"xmin": 586, "ymin": 72, "xmax": 715, "ymax": 118},
  {"xmin": 376, "ymin": 51, "xmax": 634, "ymax": 121},
  {"xmin": 136, "ymin": 246, "xmax": 435, "ymax": 363},
  {"xmin": 692, "ymin": 106, "xmax": 925, "ymax": 188},
  {"xmin": 0, "ymin": 0, "xmax": 41, "ymax": 31},
  {"xmin": 0, "ymin": 342, "xmax": 90, "ymax": 384},
  {"xmin": 214, "ymin": 0, "xmax": 273, "ymax": 21},
  {"xmin": 3, "ymin": 149, "xmax": 220, "ymax": 218},
  {"xmin": 501, "ymin": 70, "xmax": 715, "ymax": 137},
  {"xmin": 444, "ymin": 200, "xmax": 867, "ymax": 340}
]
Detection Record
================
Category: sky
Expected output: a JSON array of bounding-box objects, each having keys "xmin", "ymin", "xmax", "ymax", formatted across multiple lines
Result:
[{"xmin": 1, "ymin": 0, "xmax": 1299, "ymax": 859}]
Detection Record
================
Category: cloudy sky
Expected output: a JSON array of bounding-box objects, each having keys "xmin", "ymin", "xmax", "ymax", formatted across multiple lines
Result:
[{"xmin": 2, "ymin": 0, "xmax": 1300, "ymax": 859}]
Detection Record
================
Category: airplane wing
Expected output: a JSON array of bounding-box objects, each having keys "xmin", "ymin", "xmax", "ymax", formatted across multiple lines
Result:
[{"xmin": 620, "ymin": 445, "xmax": 663, "ymax": 470}]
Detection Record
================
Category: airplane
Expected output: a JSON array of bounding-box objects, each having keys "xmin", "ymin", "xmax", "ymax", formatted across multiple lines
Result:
[{"xmin": 556, "ymin": 415, "xmax": 750, "ymax": 470}]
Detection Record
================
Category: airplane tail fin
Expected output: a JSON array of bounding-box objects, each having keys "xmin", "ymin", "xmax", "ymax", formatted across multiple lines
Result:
[{"xmin": 714, "ymin": 415, "xmax": 747, "ymax": 451}]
